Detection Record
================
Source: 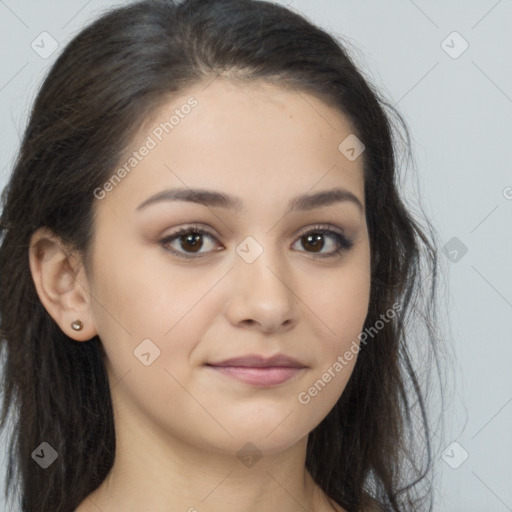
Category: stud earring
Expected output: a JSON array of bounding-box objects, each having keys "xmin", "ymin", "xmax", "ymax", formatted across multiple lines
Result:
[{"xmin": 71, "ymin": 319, "xmax": 84, "ymax": 331}]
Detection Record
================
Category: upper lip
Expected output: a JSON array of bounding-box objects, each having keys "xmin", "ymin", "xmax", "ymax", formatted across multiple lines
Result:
[{"xmin": 207, "ymin": 354, "xmax": 306, "ymax": 368}]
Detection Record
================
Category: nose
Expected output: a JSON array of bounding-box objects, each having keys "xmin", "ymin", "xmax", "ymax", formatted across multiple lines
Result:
[{"xmin": 224, "ymin": 243, "xmax": 299, "ymax": 334}]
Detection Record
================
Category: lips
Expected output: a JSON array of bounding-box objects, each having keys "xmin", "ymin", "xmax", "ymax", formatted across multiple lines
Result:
[
  {"xmin": 205, "ymin": 354, "xmax": 307, "ymax": 387},
  {"xmin": 206, "ymin": 354, "xmax": 306, "ymax": 369}
]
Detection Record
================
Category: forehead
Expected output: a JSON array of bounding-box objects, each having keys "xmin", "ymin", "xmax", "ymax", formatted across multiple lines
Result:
[{"xmin": 98, "ymin": 78, "xmax": 365, "ymax": 215}]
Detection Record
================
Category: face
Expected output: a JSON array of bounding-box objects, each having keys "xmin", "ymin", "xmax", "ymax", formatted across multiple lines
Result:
[{"xmin": 85, "ymin": 78, "xmax": 371, "ymax": 457}]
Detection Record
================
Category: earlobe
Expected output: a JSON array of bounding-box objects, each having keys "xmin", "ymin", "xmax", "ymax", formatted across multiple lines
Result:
[{"xmin": 28, "ymin": 227, "xmax": 98, "ymax": 341}]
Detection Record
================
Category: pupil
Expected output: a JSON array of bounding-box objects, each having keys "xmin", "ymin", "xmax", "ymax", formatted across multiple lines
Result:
[
  {"xmin": 305, "ymin": 233, "xmax": 323, "ymax": 253},
  {"xmin": 183, "ymin": 233, "xmax": 202, "ymax": 252}
]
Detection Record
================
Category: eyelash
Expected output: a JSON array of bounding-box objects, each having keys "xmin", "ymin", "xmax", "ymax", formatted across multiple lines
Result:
[{"xmin": 159, "ymin": 223, "xmax": 354, "ymax": 260}]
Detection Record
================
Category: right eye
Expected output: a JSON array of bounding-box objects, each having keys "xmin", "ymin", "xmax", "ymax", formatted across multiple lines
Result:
[{"xmin": 159, "ymin": 225, "xmax": 223, "ymax": 259}]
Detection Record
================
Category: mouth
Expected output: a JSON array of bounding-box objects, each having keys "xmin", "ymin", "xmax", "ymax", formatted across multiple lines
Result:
[{"xmin": 205, "ymin": 354, "xmax": 307, "ymax": 387}]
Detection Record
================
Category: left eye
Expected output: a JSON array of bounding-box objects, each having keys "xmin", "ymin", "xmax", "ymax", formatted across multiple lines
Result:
[
  {"xmin": 292, "ymin": 228, "xmax": 353, "ymax": 257},
  {"xmin": 160, "ymin": 225, "xmax": 353, "ymax": 260}
]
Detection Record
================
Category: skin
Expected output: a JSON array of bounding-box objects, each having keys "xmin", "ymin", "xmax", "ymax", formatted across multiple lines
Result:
[{"xmin": 29, "ymin": 78, "xmax": 371, "ymax": 512}]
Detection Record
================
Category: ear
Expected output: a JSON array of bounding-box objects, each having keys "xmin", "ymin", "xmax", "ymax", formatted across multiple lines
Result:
[{"xmin": 28, "ymin": 227, "xmax": 98, "ymax": 341}]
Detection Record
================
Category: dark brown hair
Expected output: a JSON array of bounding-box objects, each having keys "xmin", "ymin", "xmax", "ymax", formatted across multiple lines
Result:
[{"xmin": 0, "ymin": 1, "xmax": 446, "ymax": 511}]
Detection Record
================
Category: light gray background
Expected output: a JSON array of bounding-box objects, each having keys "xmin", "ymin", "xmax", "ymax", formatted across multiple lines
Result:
[{"xmin": 0, "ymin": 1, "xmax": 511, "ymax": 511}]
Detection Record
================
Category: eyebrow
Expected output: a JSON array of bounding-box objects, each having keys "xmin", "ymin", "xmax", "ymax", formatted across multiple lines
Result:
[{"xmin": 136, "ymin": 187, "xmax": 364, "ymax": 214}]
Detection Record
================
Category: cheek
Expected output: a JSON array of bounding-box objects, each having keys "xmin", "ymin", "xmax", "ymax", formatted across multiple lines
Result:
[
  {"xmin": 88, "ymin": 245, "xmax": 221, "ymax": 377},
  {"xmin": 297, "ymin": 290, "xmax": 368, "ymax": 417},
  {"xmin": 90, "ymin": 239, "xmax": 201, "ymax": 332},
  {"xmin": 310, "ymin": 257, "xmax": 371, "ymax": 345},
  {"xmin": 304, "ymin": 257, "xmax": 370, "ymax": 396}
]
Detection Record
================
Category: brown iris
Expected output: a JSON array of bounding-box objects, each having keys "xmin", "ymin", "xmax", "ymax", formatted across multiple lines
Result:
[
  {"xmin": 302, "ymin": 233, "xmax": 324, "ymax": 253},
  {"xmin": 179, "ymin": 232, "xmax": 203, "ymax": 253}
]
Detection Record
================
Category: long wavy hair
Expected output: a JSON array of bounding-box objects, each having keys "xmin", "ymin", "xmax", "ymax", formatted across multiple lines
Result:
[{"xmin": 0, "ymin": 1, "xmax": 447, "ymax": 511}]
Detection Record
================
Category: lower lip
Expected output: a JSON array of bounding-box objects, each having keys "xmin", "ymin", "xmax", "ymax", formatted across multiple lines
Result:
[{"xmin": 207, "ymin": 365, "xmax": 304, "ymax": 386}]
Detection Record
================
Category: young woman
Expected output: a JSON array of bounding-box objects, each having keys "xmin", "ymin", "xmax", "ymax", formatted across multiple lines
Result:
[{"xmin": 0, "ymin": 1, "xmax": 445, "ymax": 511}]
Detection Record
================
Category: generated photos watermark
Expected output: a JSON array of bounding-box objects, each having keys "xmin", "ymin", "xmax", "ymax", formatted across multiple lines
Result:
[
  {"xmin": 93, "ymin": 96, "xmax": 198, "ymax": 200},
  {"xmin": 297, "ymin": 301, "xmax": 402, "ymax": 405}
]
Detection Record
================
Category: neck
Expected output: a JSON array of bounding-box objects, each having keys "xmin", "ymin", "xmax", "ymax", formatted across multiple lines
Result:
[{"xmin": 78, "ymin": 391, "xmax": 338, "ymax": 512}]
